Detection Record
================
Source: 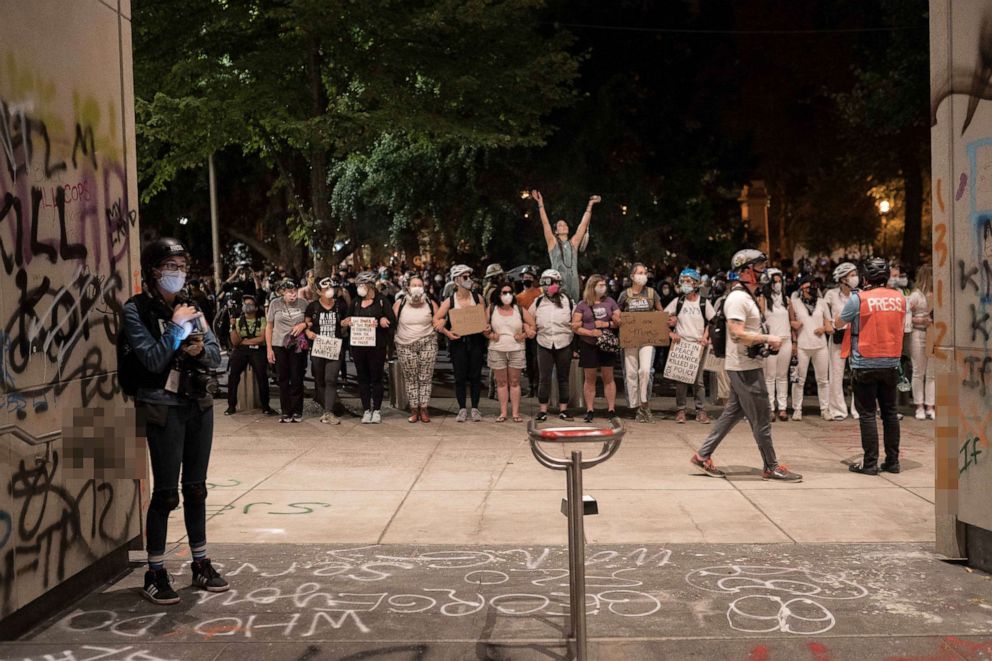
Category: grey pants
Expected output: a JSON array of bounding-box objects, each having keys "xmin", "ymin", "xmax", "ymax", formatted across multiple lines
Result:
[
  {"xmin": 697, "ymin": 368, "xmax": 778, "ymax": 470},
  {"xmin": 675, "ymin": 369, "xmax": 706, "ymax": 411},
  {"xmin": 311, "ymin": 356, "xmax": 341, "ymax": 412}
]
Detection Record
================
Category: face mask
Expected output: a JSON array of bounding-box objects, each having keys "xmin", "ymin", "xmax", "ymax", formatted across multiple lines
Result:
[
  {"xmin": 243, "ymin": 304, "xmax": 257, "ymax": 315},
  {"xmin": 632, "ymin": 274, "xmax": 648, "ymax": 286},
  {"xmin": 356, "ymin": 285, "xmax": 369, "ymax": 298},
  {"xmin": 322, "ymin": 288, "xmax": 336, "ymax": 299},
  {"xmin": 157, "ymin": 272, "xmax": 186, "ymax": 294},
  {"xmin": 457, "ymin": 276, "xmax": 473, "ymax": 289},
  {"xmin": 547, "ymin": 283, "xmax": 560, "ymax": 296},
  {"xmin": 409, "ymin": 286, "xmax": 424, "ymax": 299},
  {"xmin": 522, "ymin": 280, "xmax": 533, "ymax": 288},
  {"xmin": 846, "ymin": 275, "xmax": 859, "ymax": 288},
  {"xmin": 501, "ymin": 293, "xmax": 514, "ymax": 305},
  {"xmin": 893, "ymin": 276, "xmax": 907, "ymax": 288},
  {"xmin": 679, "ymin": 283, "xmax": 695, "ymax": 295},
  {"xmin": 772, "ymin": 282, "xmax": 782, "ymax": 294},
  {"xmin": 434, "ymin": 276, "xmax": 443, "ymax": 283},
  {"xmin": 594, "ymin": 284, "xmax": 607, "ymax": 296},
  {"xmin": 282, "ymin": 293, "xmax": 296, "ymax": 304}
]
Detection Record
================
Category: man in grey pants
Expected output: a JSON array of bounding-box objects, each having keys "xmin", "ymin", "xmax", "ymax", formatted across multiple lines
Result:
[{"xmin": 690, "ymin": 250, "xmax": 803, "ymax": 482}]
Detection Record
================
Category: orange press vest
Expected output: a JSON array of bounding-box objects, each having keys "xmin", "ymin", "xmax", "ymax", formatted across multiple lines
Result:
[{"xmin": 841, "ymin": 288, "xmax": 905, "ymax": 360}]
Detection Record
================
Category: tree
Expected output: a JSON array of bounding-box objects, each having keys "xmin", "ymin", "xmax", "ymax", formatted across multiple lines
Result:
[{"xmin": 133, "ymin": 0, "xmax": 579, "ymax": 275}]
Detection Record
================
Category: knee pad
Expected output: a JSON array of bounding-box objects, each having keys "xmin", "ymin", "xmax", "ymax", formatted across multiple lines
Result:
[
  {"xmin": 150, "ymin": 489, "xmax": 180, "ymax": 514},
  {"xmin": 182, "ymin": 482, "xmax": 208, "ymax": 505}
]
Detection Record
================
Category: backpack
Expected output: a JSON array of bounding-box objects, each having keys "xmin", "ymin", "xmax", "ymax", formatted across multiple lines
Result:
[
  {"xmin": 621, "ymin": 287, "xmax": 657, "ymax": 312},
  {"xmin": 534, "ymin": 294, "xmax": 575, "ymax": 316},
  {"xmin": 707, "ymin": 294, "xmax": 730, "ymax": 359},
  {"xmin": 674, "ymin": 295, "xmax": 713, "ymax": 323}
]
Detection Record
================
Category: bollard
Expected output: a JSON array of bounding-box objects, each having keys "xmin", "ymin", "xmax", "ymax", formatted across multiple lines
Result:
[
  {"xmin": 237, "ymin": 364, "xmax": 261, "ymax": 410},
  {"xmin": 388, "ymin": 359, "xmax": 408, "ymax": 410},
  {"xmin": 528, "ymin": 417, "xmax": 624, "ymax": 661},
  {"xmin": 550, "ymin": 357, "xmax": 584, "ymax": 410}
]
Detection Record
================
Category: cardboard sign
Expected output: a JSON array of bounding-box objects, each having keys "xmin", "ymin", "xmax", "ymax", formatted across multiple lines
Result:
[
  {"xmin": 703, "ymin": 350, "xmax": 723, "ymax": 373},
  {"xmin": 310, "ymin": 335, "xmax": 342, "ymax": 360},
  {"xmin": 449, "ymin": 304, "xmax": 487, "ymax": 336},
  {"xmin": 620, "ymin": 311, "xmax": 670, "ymax": 348},
  {"xmin": 350, "ymin": 317, "xmax": 377, "ymax": 347},
  {"xmin": 663, "ymin": 339, "xmax": 705, "ymax": 384}
]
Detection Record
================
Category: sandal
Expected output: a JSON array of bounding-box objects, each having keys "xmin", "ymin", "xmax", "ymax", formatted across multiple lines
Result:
[
  {"xmin": 512, "ymin": 416, "xmax": 523, "ymax": 423},
  {"xmin": 495, "ymin": 415, "xmax": 507, "ymax": 423}
]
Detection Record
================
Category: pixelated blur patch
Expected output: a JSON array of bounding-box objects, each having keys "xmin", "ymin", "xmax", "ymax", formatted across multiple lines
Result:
[{"xmin": 62, "ymin": 406, "xmax": 147, "ymax": 480}]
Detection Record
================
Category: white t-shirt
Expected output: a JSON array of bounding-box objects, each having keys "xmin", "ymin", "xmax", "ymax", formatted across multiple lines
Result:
[
  {"xmin": 723, "ymin": 288, "xmax": 764, "ymax": 372},
  {"xmin": 791, "ymin": 296, "xmax": 830, "ymax": 351},
  {"xmin": 664, "ymin": 296, "xmax": 715, "ymax": 342},
  {"xmin": 823, "ymin": 287, "xmax": 852, "ymax": 331},
  {"xmin": 765, "ymin": 294, "xmax": 791, "ymax": 338},
  {"xmin": 529, "ymin": 296, "xmax": 574, "ymax": 350}
]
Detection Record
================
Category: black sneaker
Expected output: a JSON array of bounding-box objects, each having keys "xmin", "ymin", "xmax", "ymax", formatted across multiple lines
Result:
[
  {"xmin": 141, "ymin": 568, "xmax": 180, "ymax": 605},
  {"xmin": 224, "ymin": 407, "xmax": 236, "ymax": 416},
  {"xmin": 534, "ymin": 411, "xmax": 548, "ymax": 422},
  {"xmin": 607, "ymin": 410, "xmax": 617, "ymax": 419},
  {"xmin": 279, "ymin": 416, "xmax": 291, "ymax": 424},
  {"xmin": 191, "ymin": 558, "xmax": 229, "ymax": 593},
  {"xmin": 558, "ymin": 411, "xmax": 574, "ymax": 421},
  {"xmin": 880, "ymin": 461, "xmax": 901, "ymax": 474},
  {"xmin": 583, "ymin": 411, "xmax": 594, "ymax": 423},
  {"xmin": 262, "ymin": 408, "xmax": 277, "ymax": 416},
  {"xmin": 849, "ymin": 463, "xmax": 879, "ymax": 475}
]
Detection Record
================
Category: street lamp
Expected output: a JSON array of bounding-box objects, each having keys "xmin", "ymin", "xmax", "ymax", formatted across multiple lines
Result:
[{"xmin": 878, "ymin": 199, "xmax": 892, "ymax": 256}]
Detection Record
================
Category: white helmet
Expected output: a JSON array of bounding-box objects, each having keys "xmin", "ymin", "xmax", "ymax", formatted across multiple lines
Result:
[
  {"xmin": 540, "ymin": 269, "xmax": 562, "ymax": 283},
  {"xmin": 765, "ymin": 267, "xmax": 782, "ymax": 280},
  {"xmin": 450, "ymin": 264, "xmax": 472, "ymax": 279},
  {"xmin": 832, "ymin": 262, "xmax": 857, "ymax": 283},
  {"xmin": 731, "ymin": 248, "xmax": 768, "ymax": 272}
]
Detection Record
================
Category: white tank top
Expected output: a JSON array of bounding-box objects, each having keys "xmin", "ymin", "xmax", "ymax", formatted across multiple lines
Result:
[
  {"xmin": 395, "ymin": 300, "xmax": 435, "ymax": 345},
  {"xmin": 489, "ymin": 306, "xmax": 524, "ymax": 352}
]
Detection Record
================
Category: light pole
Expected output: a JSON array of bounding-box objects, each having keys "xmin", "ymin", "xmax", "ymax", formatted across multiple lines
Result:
[
  {"xmin": 878, "ymin": 199, "xmax": 891, "ymax": 257},
  {"xmin": 208, "ymin": 153, "xmax": 222, "ymax": 295}
]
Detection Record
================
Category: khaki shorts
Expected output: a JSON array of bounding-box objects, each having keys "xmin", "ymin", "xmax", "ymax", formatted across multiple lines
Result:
[{"xmin": 488, "ymin": 348, "xmax": 526, "ymax": 370}]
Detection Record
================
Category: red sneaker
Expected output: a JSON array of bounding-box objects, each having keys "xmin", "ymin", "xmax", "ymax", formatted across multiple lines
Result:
[{"xmin": 690, "ymin": 453, "xmax": 726, "ymax": 478}]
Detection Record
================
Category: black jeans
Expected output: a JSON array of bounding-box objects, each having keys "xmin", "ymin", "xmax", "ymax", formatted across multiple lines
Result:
[
  {"xmin": 141, "ymin": 400, "xmax": 213, "ymax": 560},
  {"xmin": 227, "ymin": 347, "xmax": 270, "ymax": 409},
  {"xmin": 449, "ymin": 335, "xmax": 485, "ymax": 409},
  {"xmin": 852, "ymin": 367, "xmax": 900, "ymax": 467},
  {"xmin": 273, "ymin": 346, "xmax": 306, "ymax": 416},
  {"xmin": 537, "ymin": 344, "xmax": 571, "ymax": 406},
  {"xmin": 352, "ymin": 346, "xmax": 387, "ymax": 411},
  {"xmin": 312, "ymin": 355, "xmax": 341, "ymax": 411}
]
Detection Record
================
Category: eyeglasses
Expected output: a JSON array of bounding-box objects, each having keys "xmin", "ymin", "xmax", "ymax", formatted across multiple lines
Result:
[
  {"xmin": 158, "ymin": 262, "xmax": 189, "ymax": 273},
  {"xmin": 459, "ymin": 275, "xmax": 473, "ymax": 281}
]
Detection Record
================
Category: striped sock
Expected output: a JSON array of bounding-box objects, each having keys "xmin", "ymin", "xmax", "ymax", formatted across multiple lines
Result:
[
  {"xmin": 148, "ymin": 554, "xmax": 165, "ymax": 571},
  {"xmin": 190, "ymin": 543, "xmax": 207, "ymax": 563}
]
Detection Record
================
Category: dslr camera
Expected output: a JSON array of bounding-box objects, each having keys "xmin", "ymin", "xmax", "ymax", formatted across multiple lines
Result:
[
  {"xmin": 746, "ymin": 343, "xmax": 778, "ymax": 359},
  {"xmin": 178, "ymin": 310, "xmax": 220, "ymax": 399}
]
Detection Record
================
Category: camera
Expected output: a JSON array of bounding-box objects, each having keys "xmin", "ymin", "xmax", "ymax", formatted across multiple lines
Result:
[
  {"xmin": 746, "ymin": 343, "xmax": 779, "ymax": 359},
  {"xmin": 178, "ymin": 366, "xmax": 220, "ymax": 399}
]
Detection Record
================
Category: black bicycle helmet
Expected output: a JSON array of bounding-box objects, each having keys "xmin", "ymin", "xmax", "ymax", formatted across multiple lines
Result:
[
  {"xmin": 140, "ymin": 238, "xmax": 188, "ymax": 278},
  {"xmin": 862, "ymin": 257, "xmax": 890, "ymax": 287}
]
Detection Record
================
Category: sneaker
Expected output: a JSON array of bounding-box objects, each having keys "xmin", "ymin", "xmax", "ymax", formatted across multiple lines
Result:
[
  {"xmin": 470, "ymin": 408, "xmax": 483, "ymax": 422},
  {"xmin": 848, "ymin": 463, "xmax": 879, "ymax": 476},
  {"xmin": 791, "ymin": 410, "xmax": 802, "ymax": 422},
  {"xmin": 191, "ymin": 558, "xmax": 229, "ymax": 593},
  {"xmin": 925, "ymin": 408, "xmax": 935, "ymax": 420},
  {"xmin": 325, "ymin": 413, "xmax": 341, "ymax": 425},
  {"xmin": 634, "ymin": 408, "xmax": 646, "ymax": 423},
  {"xmin": 821, "ymin": 410, "xmax": 831, "ymax": 421},
  {"xmin": 583, "ymin": 411, "xmax": 594, "ymax": 423},
  {"xmin": 292, "ymin": 413, "xmax": 303, "ymax": 423},
  {"xmin": 832, "ymin": 415, "xmax": 846, "ymax": 421},
  {"xmin": 880, "ymin": 461, "xmax": 901, "ymax": 474},
  {"xmin": 224, "ymin": 407, "xmax": 236, "ymax": 416},
  {"xmin": 262, "ymin": 407, "xmax": 278, "ymax": 416},
  {"xmin": 915, "ymin": 407, "xmax": 926, "ymax": 420},
  {"xmin": 320, "ymin": 413, "xmax": 330, "ymax": 424},
  {"xmin": 371, "ymin": 410, "xmax": 382, "ymax": 424},
  {"xmin": 558, "ymin": 411, "xmax": 574, "ymax": 421},
  {"xmin": 141, "ymin": 568, "xmax": 180, "ymax": 605},
  {"xmin": 642, "ymin": 406, "xmax": 655, "ymax": 422},
  {"xmin": 455, "ymin": 408, "xmax": 468, "ymax": 423},
  {"xmin": 535, "ymin": 411, "xmax": 548, "ymax": 422},
  {"xmin": 897, "ymin": 413, "xmax": 904, "ymax": 421},
  {"xmin": 695, "ymin": 410, "xmax": 710, "ymax": 424},
  {"xmin": 279, "ymin": 416, "xmax": 291, "ymax": 424},
  {"xmin": 607, "ymin": 410, "xmax": 617, "ymax": 419},
  {"xmin": 690, "ymin": 453, "xmax": 726, "ymax": 478},
  {"xmin": 675, "ymin": 410, "xmax": 687, "ymax": 424},
  {"xmin": 361, "ymin": 410, "xmax": 373, "ymax": 424},
  {"xmin": 763, "ymin": 464, "xmax": 803, "ymax": 482},
  {"xmin": 778, "ymin": 410, "xmax": 789, "ymax": 422}
]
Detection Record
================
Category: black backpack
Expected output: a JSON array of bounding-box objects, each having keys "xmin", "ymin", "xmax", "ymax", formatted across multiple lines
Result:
[{"xmin": 707, "ymin": 294, "xmax": 730, "ymax": 359}]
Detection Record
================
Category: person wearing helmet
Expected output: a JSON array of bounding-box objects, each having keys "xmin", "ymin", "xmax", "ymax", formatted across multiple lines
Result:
[
  {"xmin": 226, "ymin": 293, "xmax": 276, "ymax": 417},
  {"xmin": 120, "ymin": 238, "xmax": 227, "ymax": 604},
  {"xmin": 530, "ymin": 269, "xmax": 576, "ymax": 421},
  {"xmin": 788, "ymin": 275, "xmax": 832, "ymax": 421},
  {"xmin": 839, "ymin": 258, "xmax": 906, "ymax": 475},
  {"xmin": 482, "ymin": 263, "xmax": 505, "ymax": 306},
  {"xmin": 342, "ymin": 271, "xmax": 397, "ymax": 424},
  {"xmin": 433, "ymin": 264, "xmax": 489, "ymax": 422},
  {"xmin": 516, "ymin": 265, "xmax": 544, "ymax": 397},
  {"xmin": 265, "ymin": 278, "xmax": 309, "ymax": 423},
  {"xmin": 823, "ymin": 262, "xmax": 861, "ymax": 420},
  {"xmin": 664, "ymin": 267, "xmax": 715, "ymax": 424},
  {"xmin": 761, "ymin": 268, "xmax": 792, "ymax": 421},
  {"xmin": 690, "ymin": 249, "xmax": 802, "ymax": 482},
  {"xmin": 530, "ymin": 189, "xmax": 602, "ymax": 301},
  {"xmin": 304, "ymin": 277, "xmax": 349, "ymax": 424},
  {"xmin": 617, "ymin": 263, "xmax": 664, "ymax": 422},
  {"xmin": 907, "ymin": 265, "xmax": 935, "ymax": 421}
]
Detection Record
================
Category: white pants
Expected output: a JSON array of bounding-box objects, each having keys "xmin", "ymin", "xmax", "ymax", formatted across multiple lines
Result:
[
  {"xmin": 910, "ymin": 329, "xmax": 935, "ymax": 407},
  {"xmin": 792, "ymin": 346, "xmax": 829, "ymax": 414},
  {"xmin": 764, "ymin": 337, "xmax": 791, "ymax": 411},
  {"xmin": 624, "ymin": 345, "xmax": 655, "ymax": 408},
  {"xmin": 826, "ymin": 339, "xmax": 851, "ymax": 418}
]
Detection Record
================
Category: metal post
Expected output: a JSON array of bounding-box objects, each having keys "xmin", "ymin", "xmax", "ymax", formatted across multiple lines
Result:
[
  {"xmin": 208, "ymin": 153, "xmax": 222, "ymax": 296},
  {"xmin": 568, "ymin": 450, "xmax": 588, "ymax": 661}
]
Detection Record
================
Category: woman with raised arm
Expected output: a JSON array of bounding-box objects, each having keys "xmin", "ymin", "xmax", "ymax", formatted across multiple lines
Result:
[{"xmin": 530, "ymin": 189, "xmax": 601, "ymax": 301}]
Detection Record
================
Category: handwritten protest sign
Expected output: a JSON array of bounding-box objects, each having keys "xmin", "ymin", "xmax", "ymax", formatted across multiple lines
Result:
[
  {"xmin": 449, "ymin": 304, "xmax": 487, "ymax": 336},
  {"xmin": 703, "ymin": 350, "xmax": 723, "ymax": 373},
  {"xmin": 620, "ymin": 311, "xmax": 670, "ymax": 348},
  {"xmin": 350, "ymin": 317, "xmax": 377, "ymax": 347},
  {"xmin": 663, "ymin": 340, "xmax": 705, "ymax": 384},
  {"xmin": 310, "ymin": 335, "xmax": 342, "ymax": 360}
]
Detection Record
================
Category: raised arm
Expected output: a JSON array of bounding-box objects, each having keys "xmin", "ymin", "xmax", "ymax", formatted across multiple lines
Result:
[
  {"xmin": 571, "ymin": 195, "xmax": 601, "ymax": 249},
  {"xmin": 531, "ymin": 190, "xmax": 555, "ymax": 251}
]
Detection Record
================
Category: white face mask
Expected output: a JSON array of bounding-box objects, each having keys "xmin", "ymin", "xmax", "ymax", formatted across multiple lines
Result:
[
  {"xmin": 632, "ymin": 273, "xmax": 648, "ymax": 286},
  {"xmin": 157, "ymin": 272, "xmax": 186, "ymax": 294},
  {"xmin": 322, "ymin": 288, "xmax": 336, "ymax": 299},
  {"xmin": 409, "ymin": 286, "xmax": 424, "ymax": 299},
  {"xmin": 679, "ymin": 283, "xmax": 695, "ymax": 295},
  {"xmin": 772, "ymin": 282, "xmax": 783, "ymax": 293},
  {"xmin": 500, "ymin": 293, "xmax": 514, "ymax": 305},
  {"xmin": 457, "ymin": 276, "xmax": 473, "ymax": 289},
  {"xmin": 594, "ymin": 284, "xmax": 607, "ymax": 296},
  {"xmin": 846, "ymin": 274, "xmax": 859, "ymax": 289},
  {"xmin": 356, "ymin": 285, "xmax": 369, "ymax": 298}
]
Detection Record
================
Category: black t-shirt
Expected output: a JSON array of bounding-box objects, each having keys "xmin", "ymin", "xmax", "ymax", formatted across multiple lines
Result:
[
  {"xmin": 305, "ymin": 298, "xmax": 347, "ymax": 339},
  {"xmin": 348, "ymin": 295, "xmax": 397, "ymax": 350}
]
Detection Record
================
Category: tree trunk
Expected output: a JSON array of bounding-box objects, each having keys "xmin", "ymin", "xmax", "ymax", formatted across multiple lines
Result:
[
  {"xmin": 900, "ymin": 143, "xmax": 924, "ymax": 273},
  {"xmin": 306, "ymin": 37, "xmax": 333, "ymax": 277}
]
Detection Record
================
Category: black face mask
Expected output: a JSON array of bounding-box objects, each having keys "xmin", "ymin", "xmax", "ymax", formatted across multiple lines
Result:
[{"xmin": 522, "ymin": 280, "xmax": 533, "ymax": 288}]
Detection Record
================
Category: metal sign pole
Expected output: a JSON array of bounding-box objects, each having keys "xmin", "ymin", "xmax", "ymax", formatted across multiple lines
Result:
[{"xmin": 568, "ymin": 450, "xmax": 588, "ymax": 660}]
